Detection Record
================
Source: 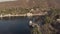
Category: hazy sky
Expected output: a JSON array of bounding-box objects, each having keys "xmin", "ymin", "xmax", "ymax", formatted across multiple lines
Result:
[{"xmin": 0, "ymin": 0, "xmax": 17, "ymax": 2}]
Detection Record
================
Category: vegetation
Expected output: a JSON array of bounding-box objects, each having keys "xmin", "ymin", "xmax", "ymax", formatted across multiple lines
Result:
[
  {"xmin": 31, "ymin": 26, "xmax": 42, "ymax": 34},
  {"xmin": 45, "ymin": 8, "xmax": 60, "ymax": 23},
  {"xmin": 43, "ymin": 8, "xmax": 60, "ymax": 34},
  {"xmin": 31, "ymin": 8, "xmax": 60, "ymax": 34},
  {"xmin": 0, "ymin": 8, "xmax": 30, "ymax": 15}
]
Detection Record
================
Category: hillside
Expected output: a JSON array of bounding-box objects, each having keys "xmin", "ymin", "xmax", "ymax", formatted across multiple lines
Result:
[
  {"xmin": 46, "ymin": 0, "xmax": 60, "ymax": 9},
  {"xmin": 0, "ymin": 0, "xmax": 59, "ymax": 9}
]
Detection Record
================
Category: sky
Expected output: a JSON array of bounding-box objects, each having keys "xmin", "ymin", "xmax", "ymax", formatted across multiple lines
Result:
[{"xmin": 0, "ymin": 0, "xmax": 17, "ymax": 2}]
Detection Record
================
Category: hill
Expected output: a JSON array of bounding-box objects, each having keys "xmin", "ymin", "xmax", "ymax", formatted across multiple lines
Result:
[{"xmin": 0, "ymin": 0, "xmax": 59, "ymax": 9}]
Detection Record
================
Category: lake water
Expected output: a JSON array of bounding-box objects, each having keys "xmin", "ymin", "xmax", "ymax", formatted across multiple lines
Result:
[{"xmin": 0, "ymin": 16, "xmax": 30, "ymax": 34}]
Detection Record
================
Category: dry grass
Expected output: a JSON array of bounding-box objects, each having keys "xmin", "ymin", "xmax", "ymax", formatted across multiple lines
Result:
[{"xmin": 0, "ymin": 0, "xmax": 59, "ymax": 9}]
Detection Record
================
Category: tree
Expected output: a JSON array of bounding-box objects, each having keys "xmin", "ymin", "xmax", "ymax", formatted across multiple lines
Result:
[{"xmin": 31, "ymin": 25, "xmax": 42, "ymax": 34}]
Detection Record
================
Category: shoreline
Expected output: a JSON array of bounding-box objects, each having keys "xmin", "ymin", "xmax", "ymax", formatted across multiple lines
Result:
[
  {"xmin": 0, "ymin": 14, "xmax": 27, "ymax": 18},
  {"xmin": 0, "ymin": 12, "xmax": 47, "ymax": 18}
]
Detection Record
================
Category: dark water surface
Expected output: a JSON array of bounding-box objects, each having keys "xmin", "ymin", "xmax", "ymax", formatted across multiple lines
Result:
[{"xmin": 0, "ymin": 16, "xmax": 30, "ymax": 34}]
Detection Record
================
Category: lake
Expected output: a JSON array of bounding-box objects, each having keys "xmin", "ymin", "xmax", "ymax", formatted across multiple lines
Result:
[{"xmin": 0, "ymin": 16, "xmax": 30, "ymax": 34}]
